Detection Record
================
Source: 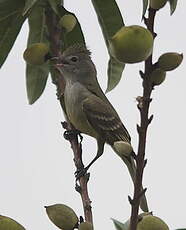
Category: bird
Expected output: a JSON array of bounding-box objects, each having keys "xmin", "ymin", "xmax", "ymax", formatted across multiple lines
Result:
[{"xmin": 55, "ymin": 44, "xmax": 148, "ymax": 212}]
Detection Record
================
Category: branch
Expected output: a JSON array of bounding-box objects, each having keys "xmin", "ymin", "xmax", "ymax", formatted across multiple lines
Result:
[
  {"xmin": 45, "ymin": 6, "xmax": 93, "ymax": 224},
  {"xmin": 62, "ymin": 122, "xmax": 93, "ymax": 223},
  {"xmin": 130, "ymin": 8, "xmax": 157, "ymax": 230}
]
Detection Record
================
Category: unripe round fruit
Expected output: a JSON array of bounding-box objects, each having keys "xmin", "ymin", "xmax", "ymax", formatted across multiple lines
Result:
[
  {"xmin": 124, "ymin": 213, "xmax": 152, "ymax": 230},
  {"xmin": 150, "ymin": 68, "xmax": 166, "ymax": 86},
  {"xmin": 158, "ymin": 52, "xmax": 183, "ymax": 71},
  {"xmin": 137, "ymin": 215, "xmax": 169, "ymax": 230},
  {"xmin": 23, "ymin": 43, "xmax": 49, "ymax": 65},
  {"xmin": 113, "ymin": 141, "xmax": 133, "ymax": 157},
  {"xmin": 79, "ymin": 221, "xmax": 93, "ymax": 230},
  {"xmin": 150, "ymin": 0, "xmax": 167, "ymax": 10},
  {"xmin": 0, "ymin": 215, "xmax": 25, "ymax": 230},
  {"xmin": 45, "ymin": 204, "xmax": 78, "ymax": 230},
  {"xmin": 110, "ymin": 25, "xmax": 153, "ymax": 64},
  {"xmin": 59, "ymin": 14, "xmax": 77, "ymax": 32}
]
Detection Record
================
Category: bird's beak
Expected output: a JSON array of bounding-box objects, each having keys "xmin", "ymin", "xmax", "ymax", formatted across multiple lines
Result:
[
  {"xmin": 54, "ymin": 60, "xmax": 70, "ymax": 77},
  {"xmin": 55, "ymin": 63, "xmax": 63, "ymax": 68},
  {"xmin": 55, "ymin": 59, "xmax": 69, "ymax": 68}
]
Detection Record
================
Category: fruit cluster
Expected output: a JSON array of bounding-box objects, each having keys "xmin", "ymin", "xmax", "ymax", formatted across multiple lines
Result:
[
  {"xmin": 109, "ymin": 0, "xmax": 183, "ymax": 87},
  {"xmin": 150, "ymin": 52, "xmax": 183, "ymax": 86},
  {"xmin": 45, "ymin": 204, "xmax": 170, "ymax": 230},
  {"xmin": 110, "ymin": 24, "xmax": 183, "ymax": 87},
  {"xmin": 23, "ymin": 14, "xmax": 77, "ymax": 66}
]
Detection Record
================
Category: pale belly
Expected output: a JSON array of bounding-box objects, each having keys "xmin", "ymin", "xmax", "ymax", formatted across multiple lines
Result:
[{"xmin": 64, "ymin": 82, "xmax": 98, "ymax": 138}]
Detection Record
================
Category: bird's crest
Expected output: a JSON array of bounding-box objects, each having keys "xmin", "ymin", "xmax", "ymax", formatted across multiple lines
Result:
[{"xmin": 62, "ymin": 43, "xmax": 91, "ymax": 57}]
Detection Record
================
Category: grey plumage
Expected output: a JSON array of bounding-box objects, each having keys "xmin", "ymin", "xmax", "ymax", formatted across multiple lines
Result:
[{"xmin": 56, "ymin": 44, "xmax": 148, "ymax": 212}]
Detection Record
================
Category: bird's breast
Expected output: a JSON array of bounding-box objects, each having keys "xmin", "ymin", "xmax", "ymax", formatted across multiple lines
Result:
[{"xmin": 64, "ymin": 82, "xmax": 98, "ymax": 138}]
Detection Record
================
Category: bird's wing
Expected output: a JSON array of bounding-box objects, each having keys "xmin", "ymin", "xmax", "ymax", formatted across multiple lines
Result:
[{"xmin": 82, "ymin": 94, "xmax": 131, "ymax": 144}]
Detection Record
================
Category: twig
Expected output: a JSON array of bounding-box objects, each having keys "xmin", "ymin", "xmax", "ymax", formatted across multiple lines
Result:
[
  {"xmin": 130, "ymin": 8, "xmax": 157, "ymax": 230},
  {"xmin": 45, "ymin": 6, "xmax": 93, "ymax": 224},
  {"xmin": 62, "ymin": 122, "xmax": 93, "ymax": 223}
]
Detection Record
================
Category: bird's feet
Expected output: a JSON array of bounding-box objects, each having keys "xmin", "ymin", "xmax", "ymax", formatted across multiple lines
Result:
[
  {"xmin": 75, "ymin": 166, "xmax": 90, "ymax": 180},
  {"xmin": 63, "ymin": 129, "xmax": 81, "ymax": 141}
]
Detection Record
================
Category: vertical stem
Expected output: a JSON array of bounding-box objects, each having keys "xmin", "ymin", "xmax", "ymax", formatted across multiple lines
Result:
[
  {"xmin": 45, "ymin": 6, "xmax": 93, "ymax": 225},
  {"xmin": 62, "ymin": 121, "xmax": 93, "ymax": 224},
  {"xmin": 130, "ymin": 8, "xmax": 157, "ymax": 230}
]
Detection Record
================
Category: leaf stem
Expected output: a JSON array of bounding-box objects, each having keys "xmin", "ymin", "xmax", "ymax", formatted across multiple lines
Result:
[{"xmin": 130, "ymin": 7, "xmax": 157, "ymax": 230}]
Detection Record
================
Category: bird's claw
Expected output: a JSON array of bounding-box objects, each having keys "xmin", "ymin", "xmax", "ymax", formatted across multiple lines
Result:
[
  {"xmin": 63, "ymin": 130, "xmax": 80, "ymax": 141},
  {"xmin": 75, "ymin": 166, "xmax": 89, "ymax": 180}
]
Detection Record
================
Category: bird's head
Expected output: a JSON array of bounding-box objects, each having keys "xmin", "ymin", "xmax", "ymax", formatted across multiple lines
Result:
[{"xmin": 56, "ymin": 44, "xmax": 97, "ymax": 81}]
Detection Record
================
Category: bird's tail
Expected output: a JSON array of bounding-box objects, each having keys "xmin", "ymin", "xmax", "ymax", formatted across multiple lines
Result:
[{"xmin": 112, "ymin": 144, "xmax": 149, "ymax": 212}]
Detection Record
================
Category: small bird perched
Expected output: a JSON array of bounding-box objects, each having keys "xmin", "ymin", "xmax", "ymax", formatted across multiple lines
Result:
[{"xmin": 56, "ymin": 44, "xmax": 148, "ymax": 211}]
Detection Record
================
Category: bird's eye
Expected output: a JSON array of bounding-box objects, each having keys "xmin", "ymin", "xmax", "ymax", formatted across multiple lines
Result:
[{"xmin": 70, "ymin": 56, "xmax": 78, "ymax": 62}]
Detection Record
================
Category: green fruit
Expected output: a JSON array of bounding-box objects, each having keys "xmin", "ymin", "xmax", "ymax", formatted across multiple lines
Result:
[
  {"xmin": 59, "ymin": 14, "xmax": 77, "ymax": 33},
  {"xmin": 150, "ymin": 68, "xmax": 166, "ymax": 86},
  {"xmin": 150, "ymin": 0, "xmax": 167, "ymax": 10},
  {"xmin": 158, "ymin": 52, "xmax": 183, "ymax": 71},
  {"xmin": 45, "ymin": 204, "xmax": 78, "ymax": 230},
  {"xmin": 23, "ymin": 43, "xmax": 49, "ymax": 65},
  {"xmin": 137, "ymin": 215, "xmax": 169, "ymax": 230},
  {"xmin": 123, "ymin": 213, "xmax": 155, "ymax": 230},
  {"xmin": 113, "ymin": 141, "xmax": 133, "ymax": 157},
  {"xmin": 0, "ymin": 215, "xmax": 26, "ymax": 230},
  {"xmin": 79, "ymin": 222, "xmax": 94, "ymax": 230},
  {"xmin": 110, "ymin": 25, "xmax": 153, "ymax": 64}
]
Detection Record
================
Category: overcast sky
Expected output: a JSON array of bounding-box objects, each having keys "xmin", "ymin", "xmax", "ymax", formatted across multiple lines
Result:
[{"xmin": 0, "ymin": 0, "xmax": 186, "ymax": 229}]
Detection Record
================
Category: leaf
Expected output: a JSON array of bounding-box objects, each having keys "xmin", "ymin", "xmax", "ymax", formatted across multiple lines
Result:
[
  {"xmin": 168, "ymin": 0, "xmax": 178, "ymax": 15},
  {"xmin": 58, "ymin": 6, "xmax": 85, "ymax": 50},
  {"xmin": 26, "ymin": 2, "xmax": 49, "ymax": 104},
  {"xmin": 91, "ymin": 0, "xmax": 125, "ymax": 92},
  {"xmin": 22, "ymin": 0, "xmax": 39, "ymax": 16},
  {"xmin": 106, "ymin": 57, "xmax": 124, "ymax": 92},
  {"xmin": 142, "ymin": 0, "xmax": 149, "ymax": 18},
  {"xmin": 26, "ymin": 63, "xmax": 49, "ymax": 104},
  {"xmin": 111, "ymin": 218, "xmax": 128, "ymax": 230},
  {"xmin": 0, "ymin": 0, "xmax": 27, "ymax": 68}
]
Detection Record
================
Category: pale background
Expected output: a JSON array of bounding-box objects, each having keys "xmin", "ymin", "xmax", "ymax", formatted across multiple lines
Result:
[{"xmin": 0, "ymin": 0, "xmax": 185, "ymax": 229}]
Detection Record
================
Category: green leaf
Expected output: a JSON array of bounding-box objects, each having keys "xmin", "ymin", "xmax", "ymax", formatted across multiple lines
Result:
[
  {"xmin": 58, "ymin": 6, "xmax": 85, "ymax": 50},
  {"xmin": 106, "ymin": 57, "xmax": 124, "ymax": 92},
  {"xmin": 168, "ymin": 0, "xmax": 178, "ymax": 15},
  {"xmin": 91, "ymin": 0, "xmax": 124, "ymax": 44},
  {"xmin": 26, "ymin": 63, "xmax": 49, "ymax": 104},
  {"xmin": 22, "ymin": 0, "xmax": 39, "ymax": 16},
  {"xmin": 91, "ymin": 0, "xmax": 125, "ymax": 92},
  {"xmin": 111, "ymin": 218, "xmax": 128, "ymax": 230},
  {"xmin": 26, "ymin": 2, "xmax": 49, "ymax": 104},
  {"xmin": 0, "ymin": 0, "xmax": 27, "ymax": 67},
  {"xmin": 142, "ymin": 0, "xmax": 149, "ymax": 18}
]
